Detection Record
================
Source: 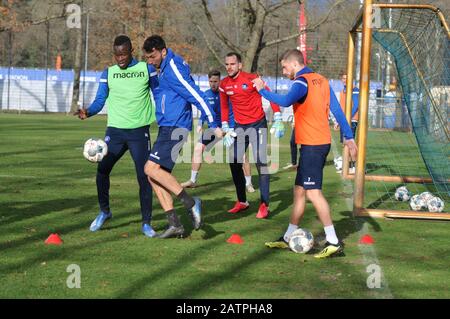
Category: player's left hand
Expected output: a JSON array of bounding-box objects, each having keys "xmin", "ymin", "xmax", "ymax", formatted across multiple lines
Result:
[
  {"xmin": 344, "ymin": 138, "xmax": 358, "ymax": 161},
  {"xmin": 251, "ymin": 77, "xmax": 265, "ymax": 91},
  {"xmin": 270, "ymin": 112, "xmax": 285, "ymax": 139}
]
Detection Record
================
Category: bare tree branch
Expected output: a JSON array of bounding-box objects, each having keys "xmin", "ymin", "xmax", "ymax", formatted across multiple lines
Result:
[
  {"xmin": 268, "ymin": 0, "xmax": 299, "ymax": 14},
  {"xmin": 262, "ymin": 0, "xmax": 347, "ymax": 48},
  {"xmin": 0, "ymin": 1, "xmax": 81, "ymax": 33},
  {"xmin": 200, "ymin": 0, "xmax": 242, "ymax": 53},
  {"xmin": 194, "ymin": 23, "xmax": 225, "ymax": 68}
]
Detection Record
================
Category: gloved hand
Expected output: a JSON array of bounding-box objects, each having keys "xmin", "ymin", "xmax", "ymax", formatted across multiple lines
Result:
[
  {"xmin": 222, "ymin": 121, "xmax": 236, "ymax": 148},
  {"xmin": 270, "ymin": 112, "xmax": 285, "ymax": 139}
]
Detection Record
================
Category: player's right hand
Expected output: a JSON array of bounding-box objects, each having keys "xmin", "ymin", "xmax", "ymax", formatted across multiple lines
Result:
[
  {"xmin": 221, "ymin": 121, "xmax": 230, "ymax": 133},
  {"xmin": 223, "ymin": 128, "xmax": 236, "ymax": 148},
  {"xmin": 74, "ymin": 108, "xmax": 88, "ymax": 120}
]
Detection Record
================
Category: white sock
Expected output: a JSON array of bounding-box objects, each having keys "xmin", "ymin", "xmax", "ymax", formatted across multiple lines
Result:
[
  {"xmin": 283, "ymin": 223, "xmax": 298, "ymax": 242},
  {"xmin": 324, "ymin": 225, "xmax": 339, "ymax": 245},
  {"xmin": 190, "ymin": 170, "xmax": 199, "ymax": 183},
  {"xmin": 245, "ymin": 175, "xmax": 252, "ymax": 186}
]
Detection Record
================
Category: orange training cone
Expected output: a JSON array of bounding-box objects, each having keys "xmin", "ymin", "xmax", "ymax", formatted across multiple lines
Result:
[
  {"xmin": 359, "ymin": 234, "xmax": 375, "ymax": 245},
  {"xmin": 227, "ymin": 234, "xmax": 244, "ymax": 244},
  {"xmin": 45, "ymin": 233, "xmax": 63, "ymax": 245}
]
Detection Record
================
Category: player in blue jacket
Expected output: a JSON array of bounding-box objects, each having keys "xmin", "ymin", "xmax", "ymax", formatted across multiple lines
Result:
[{"xmin": 142, "ymin": 35, "xmax": 223, "ymax": 238}]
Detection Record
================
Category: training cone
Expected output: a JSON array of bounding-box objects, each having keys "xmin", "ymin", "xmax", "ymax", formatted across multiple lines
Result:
[
  {"xmin": 359, "ymin": 234, "xmax": 375, "ymax": 245},
  {"xmin": 45, "ymin": 233, "xmax": 63, "ymax": 245},
  {"xmin": 227, "ymin": 234, "xmax": 244, "ymax": 244}
]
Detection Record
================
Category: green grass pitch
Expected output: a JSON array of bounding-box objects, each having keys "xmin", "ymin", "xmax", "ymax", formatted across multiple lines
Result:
[{"xmin": 0, "ymin": 113, "xmax": 449, "ymax": 298}]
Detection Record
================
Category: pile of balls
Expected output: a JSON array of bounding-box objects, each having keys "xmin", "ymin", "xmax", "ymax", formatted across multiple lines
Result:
[{"xmin": 394, "ymin": 186, "xmax": 445, "ymax": 212}]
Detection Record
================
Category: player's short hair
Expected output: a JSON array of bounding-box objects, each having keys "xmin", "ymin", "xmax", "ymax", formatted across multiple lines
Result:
[
  {"xmin": 280, "ymin": 49, "xmax": 305, "ymax": 65},
  {"xmin": 226, "ymin": 52, "xmax": 242, "ymax": 63},
  {"xmin": 208, "ymin": 70, "xmax": 221, "ymax": 78},
  {"xmin": 114, "ymin": 35, "xmax": 132, "ymax": 50},
  {"xmin": 340, "ymin": 71, "xmax": 347, "ymax": 77},
  {"xmin": 143, "ymin": 35, "xmax": 166, "ymax": 53}
]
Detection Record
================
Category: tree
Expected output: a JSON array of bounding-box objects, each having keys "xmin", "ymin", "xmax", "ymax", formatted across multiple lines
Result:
[{"xmin": 192, "ymin": 0, "xmax": 347, "ymax": 72}]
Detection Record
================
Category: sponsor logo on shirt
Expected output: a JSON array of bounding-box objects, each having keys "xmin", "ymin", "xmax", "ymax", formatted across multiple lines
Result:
[
  {"xmin": 113, "ymin": 71, "xmax": 146, "ymax": 79},
  {"xmin": 242, "ymin": 84, "xmax": 248, "ymax": 90}
]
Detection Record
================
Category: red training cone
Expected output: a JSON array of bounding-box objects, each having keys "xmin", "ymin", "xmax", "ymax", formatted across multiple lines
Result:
[
  {"xmin": 227, "ymin": 234, "xmax": 244, "ymax": 244},
  {"xmin": 45, "ymin": 233, "xmax": 63, "ymax": 245},
  {"xmin": 359, "ymin": 234, "xmax": 375, "ymax": 245}
]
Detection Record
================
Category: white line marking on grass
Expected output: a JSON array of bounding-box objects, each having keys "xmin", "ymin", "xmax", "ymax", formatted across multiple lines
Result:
[
  {"xmin": 330, "ymin": 139, "xmax": 393, "ymax": 298},
  {"xmin": 0, "ymin": 174, "xmax": 38, "ymax": 178}
]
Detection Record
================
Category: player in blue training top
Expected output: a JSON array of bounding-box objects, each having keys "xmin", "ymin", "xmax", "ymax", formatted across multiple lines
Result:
[
  {"xmin": 142, "ymin": 35, "xmax": 223, "ymax": 239},
  {"xmin": 180, "ymin": 70, "xmax": 255, "ymax": 192},
  {"xmin": 74, "ymin": 35, "xmax": 159, "ymax": 237}
]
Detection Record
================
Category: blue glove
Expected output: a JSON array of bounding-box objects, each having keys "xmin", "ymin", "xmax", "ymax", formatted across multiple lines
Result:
[
  {"xmin": 222, "ymin": 121, "xmax": 235, "ymax": 148},
  {"xmin": 270, "ymin": 112, "xmax": 285, "ymax": 139}
]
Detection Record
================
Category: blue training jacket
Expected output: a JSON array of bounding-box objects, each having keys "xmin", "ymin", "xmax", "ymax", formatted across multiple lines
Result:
[
  {"xmin": 199, "ymin": 89, "xmax": 235, "ymax": 128},
  {"xmin": 153, "ymin": 49, "xmax": 217, "ymax": 130}
]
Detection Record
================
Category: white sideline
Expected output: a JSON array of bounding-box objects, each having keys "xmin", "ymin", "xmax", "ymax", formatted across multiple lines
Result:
[{"xmin": 331, "ymin": 139, "xmax": 393, "ymax": 298}]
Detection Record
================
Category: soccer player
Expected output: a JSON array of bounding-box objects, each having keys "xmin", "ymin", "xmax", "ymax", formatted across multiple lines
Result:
[
  {"xmin": 334, "ymin": 72, "xmax": 359, "ymax": 173},
  {"xmin": 180, "ymin": 70, "xmax": 255, "ymax": 193},
  {"xmin": 142, "ymin": 35, "xmax": 222, "ymax": 238},
  {"xmin": 220, "ymin": 52, "xmax": 284, "ymax": 219},
  {"xmin": 74, "ymin": 35, "xmax": 158, "ymax": 237},
  {"xmin": 252, "ymin": 49, "xmax": 358, "ymax": 258}
]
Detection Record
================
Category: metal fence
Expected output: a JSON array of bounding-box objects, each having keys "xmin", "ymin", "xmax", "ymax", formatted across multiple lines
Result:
[{"xmin": 2, "ymin": 67, "xmax": 398, "ymax": 126}]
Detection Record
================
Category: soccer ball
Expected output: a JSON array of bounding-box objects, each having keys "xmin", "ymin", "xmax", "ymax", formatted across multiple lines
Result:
[
  {"xmin": 288, "ymin": 228, "xmax": 314, "ymax": 253},
  {"xmin": 419, "ymin": 192, "xmax": 434, "ymax": 205},
  {"xmin": 334, "ymin": 156, "xmax": 343, "ymax": 171},
  {"xmin": 83, "ymin": 138, "xmax": 108, "ymax": 163},
  {"xmin": 427, "ymin": 196, "xmax": 445, "ymax": 213},
  {"xmin": 409, "ymin": 194, "xmax": 426, "ymax": 211},
  {"xmin": 394, "ymin": 186, "xmax": 411, "ymax": 202}
]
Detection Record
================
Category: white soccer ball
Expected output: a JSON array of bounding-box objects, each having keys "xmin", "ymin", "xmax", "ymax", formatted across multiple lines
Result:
[
  {"xmin": 419, "ymin": 192, "xmax": 434, "ymax": 205},
  {"xmin": 427, "ymin": 196, "xmax": 445, "ymax": 213},
  {"xmin": 83, "ymin": 138, "xmax": 108, "ymax": 163},
  {"xmin": 409, "ymin": 194, "xmax": 426, "ymax": 211},
  {"xmin": 288, "ymin": 228, "xmax": 314, "ymax": 254},
  {"xmin": 334, "ymin": 156, "xmax": 343, "ymax": 171},
  {"xmin": 394, "ymin": 186, "xmax": 411, "ymax": 202}
]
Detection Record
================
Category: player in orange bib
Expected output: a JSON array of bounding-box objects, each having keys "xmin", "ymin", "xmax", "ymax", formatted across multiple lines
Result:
[{"xmin": 252, "ymin": 49, "xmax": 358, "ymax": 258}]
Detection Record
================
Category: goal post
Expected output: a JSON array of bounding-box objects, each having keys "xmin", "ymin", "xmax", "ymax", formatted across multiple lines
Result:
[{"xmin": 343, "ymin": 1, "xmax": 450, "ymax": 220}]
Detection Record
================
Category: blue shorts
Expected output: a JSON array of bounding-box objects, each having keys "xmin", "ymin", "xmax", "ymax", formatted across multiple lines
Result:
[
  {"xmin": 199, "ymin": 128, "xmax": 220, "ymax": 151},
  {"xmin": 295, "ymin": 144, "xmax": 331, "ymax": 189},
  {"xmin": 149, "ymin": 126, "xmax": 189, "ymax": 172}
]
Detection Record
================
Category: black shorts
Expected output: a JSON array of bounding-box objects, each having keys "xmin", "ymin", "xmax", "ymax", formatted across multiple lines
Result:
[
  {"xmin": 230, "ymin": 118, "xmax": 268, "ymax": 166},
  {"xmin": 149, "ymin": 126, "xmax": 189, "ymax": 172},
  {"xmin": 295, "ymin": 144, "xmax": 331, "ymax": 189}
]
